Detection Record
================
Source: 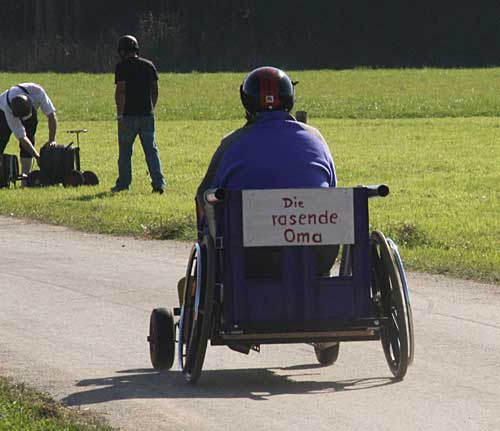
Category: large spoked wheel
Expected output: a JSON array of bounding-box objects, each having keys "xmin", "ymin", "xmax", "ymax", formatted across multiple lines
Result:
[
  {"xmin": 178, "ymin": 235, "xmax": 215, "ymax": 384},
  {"xmin": 314, "ymin": 343, "xmax": 340, "ymax": 366},
  {"xmin": 387, "ymin": 238, "xmax": 415, "ymax": 365},
  {"xmin": 371, "ymin": 230, "xmax": 411, "ymax": 379},
  {"xmin": 148, "ymin": 307, "xmax": 175, "ymax": 370}
]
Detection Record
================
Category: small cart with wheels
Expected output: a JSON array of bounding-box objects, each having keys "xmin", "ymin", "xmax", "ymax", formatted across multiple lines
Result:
[
  {"xmin": 26, "ymin": 129, "xmax": 99, "ymax": 188},
  {"xmin": 148, "ymin": 184, "xmax": 414, "ymax": 384},
  {"xmin": 0, "ymin": 153, "xmax": 20, "ymax": 188}
]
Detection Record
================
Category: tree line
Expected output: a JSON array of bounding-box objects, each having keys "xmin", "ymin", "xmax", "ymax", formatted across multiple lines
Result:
[{"xmin": 1, "ymin": 1, "xmax": 499, "ymax": 72}]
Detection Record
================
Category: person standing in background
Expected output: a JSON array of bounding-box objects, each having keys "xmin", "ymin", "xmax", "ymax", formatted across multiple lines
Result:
[{"xmin": 112, "ymin": 35, "xmax": 165, "ymax": 194}]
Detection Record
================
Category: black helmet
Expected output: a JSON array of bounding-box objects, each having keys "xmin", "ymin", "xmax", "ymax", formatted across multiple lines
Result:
[
  {"xmin": 240, "ymin": 66, "xmax": 295, "ymax": 115},
  {"xmin": 117, "ymin": 35, "xmax": 139, "ymax": 56},
  {"xmin": 11, "ymin": 95, "xmax": 32, "ymax": 119}
]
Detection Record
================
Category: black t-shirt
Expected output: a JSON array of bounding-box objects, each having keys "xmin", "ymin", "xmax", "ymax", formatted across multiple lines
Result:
[{"xmin": 115, "ymin": 56, "xmax": 159, "ymax": 116}]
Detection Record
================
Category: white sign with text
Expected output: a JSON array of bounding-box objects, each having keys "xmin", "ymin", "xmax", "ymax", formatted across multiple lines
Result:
[{"xmin": 242, "ymin": 188, "xmax": 355, "ymax": 247}]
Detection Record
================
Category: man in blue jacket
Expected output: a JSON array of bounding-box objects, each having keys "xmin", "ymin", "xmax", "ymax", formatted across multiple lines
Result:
[
  {"xmin": 197, "ymin": 66, "xmax": 336, "ymax": 204},
  {"xmin": 196, "ymin": 66, "xmax": 338, "ymax": 278}
]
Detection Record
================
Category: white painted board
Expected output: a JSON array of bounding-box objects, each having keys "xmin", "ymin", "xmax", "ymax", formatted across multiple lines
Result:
[{"xmin": 242, "ymin": 188, "xmax": 355, "ymax": 247}]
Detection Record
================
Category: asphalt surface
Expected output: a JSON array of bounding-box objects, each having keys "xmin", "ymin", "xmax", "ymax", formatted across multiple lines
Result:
[{"xmin": 0, "ymin": 215, "xmax": 499, "ymax": 431}]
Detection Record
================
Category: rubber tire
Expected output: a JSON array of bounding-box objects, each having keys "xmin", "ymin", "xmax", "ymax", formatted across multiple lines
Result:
[
  {"xmin": 387, "ymin": 238, "xmax": 415, "ymax": 366},
  {"xmin": 371, "ymin": 230, "xmax": 410, "ymax": 379},
  {"xmin": 178, "ymin": 235, "xmax": 214, "ymax": 384},
  {"xmin": 63, "ymin": 170, "xmax": 84, "ymax": 187},
  {"xmin": 82, "ymin": 170, "xmax": 99, "ymax": 186},
  {"xmin": 149, "ymin": 307, "xmax": 175, "ymax": 370},
  {"xmin": 314, "ymin": 343, "xmax": 340, "ymax": 366},
  {"xmin": 25, "ymin": 170, "xmax": 49, "ymax": 188}
]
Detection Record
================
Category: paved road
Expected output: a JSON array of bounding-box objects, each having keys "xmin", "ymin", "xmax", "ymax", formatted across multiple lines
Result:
[{"xmin": 1, "ymin": 216, "xmax": 499, "ymax": 431}]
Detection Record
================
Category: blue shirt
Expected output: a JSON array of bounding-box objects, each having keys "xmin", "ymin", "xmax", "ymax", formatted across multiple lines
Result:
[{"xmin": 207, "ymin": 111, "xmax": 336, "ymax": 192}]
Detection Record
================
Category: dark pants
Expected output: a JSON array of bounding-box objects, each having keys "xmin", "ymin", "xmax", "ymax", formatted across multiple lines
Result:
[{"xmin": 0, "ymin": 108, "xmax": 38, "ymax": 158}]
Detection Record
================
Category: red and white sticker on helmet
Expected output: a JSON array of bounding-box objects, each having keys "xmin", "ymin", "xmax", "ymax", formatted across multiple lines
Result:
[{"xmin": 259, "ymin": 68, "xmax": 280, "ymax": 108}]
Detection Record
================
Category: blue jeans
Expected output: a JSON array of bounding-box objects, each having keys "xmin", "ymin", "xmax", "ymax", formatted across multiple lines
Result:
[{"xmin": 115, "ymin": 115, "xmax": 165, "ymax": 190}]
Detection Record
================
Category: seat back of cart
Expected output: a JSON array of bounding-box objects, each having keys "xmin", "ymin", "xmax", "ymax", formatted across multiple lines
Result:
[{"xmin": 212, "ymin": 187, "xmax": 382, "ymax": 341}]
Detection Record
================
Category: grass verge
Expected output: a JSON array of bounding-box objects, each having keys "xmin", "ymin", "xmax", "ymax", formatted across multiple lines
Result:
[{"xmin": 0, "ymin": 377, "xmax": 112, "ymax": 430}]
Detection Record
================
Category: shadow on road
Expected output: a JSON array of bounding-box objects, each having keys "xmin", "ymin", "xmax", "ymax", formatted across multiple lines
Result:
[{"xmin": 62, "ymin": 366, "xmax": 398, "ymax": 406}]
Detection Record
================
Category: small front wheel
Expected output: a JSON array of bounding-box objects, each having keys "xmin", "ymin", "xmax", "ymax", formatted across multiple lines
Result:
[
  {"xmin": 25, "ymin": 170, "xmax": 49, "ymax": 187},
  {"xmin": 63, "ymin": 170, "xmax": 84, "ymax": 187},
  {"xmin": 148, "ymin": 307, "xmax": 175, "ymax": 370},
  {"xmin": 314, "ymin": 343, "xmax": 340, "ymax": 366},
  {"xmin": 82, "ymin": 170, "xmax": 99, "ymax": 186}
]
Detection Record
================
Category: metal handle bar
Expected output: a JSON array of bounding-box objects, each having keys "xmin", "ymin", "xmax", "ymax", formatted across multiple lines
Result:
[
  {"xmin": 66, "ymin": 129, "xmax": 88, "ymax": 134},
  {"xmin": 360, "ymin": 184, "xmax": 390, "ymax": 198},
  {"xmin": 204, "ymin": 188, "xmax": 226, "ymax": 204},
  {"xmin": 204, "ymin": 185, "xmax": 388, "ymax": 204},
  {"xmin": 65, "ymin": 129, "xmax": 88, "ymax": 147}
]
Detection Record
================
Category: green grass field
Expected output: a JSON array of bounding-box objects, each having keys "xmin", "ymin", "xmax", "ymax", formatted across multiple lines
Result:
[
  {"xmin": 0, "ymin": 377, "xmax": 112, "ymax": 430},
  {"xmin": 1, "ymin": 69, "xmax": 499, "ymax": 282},
  {"xmin": 4, "ymin": 68, "xmax": 500, "ymax": 121}
]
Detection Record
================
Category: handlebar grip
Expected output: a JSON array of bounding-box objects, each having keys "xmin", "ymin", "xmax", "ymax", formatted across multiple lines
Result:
[
  {"xmin": 204, "ymin": 188, "xmax": 226, "ymax": 204},
  {"xmin": 365, "ymin": 184, "xmax": 390, "ymax": 198}
]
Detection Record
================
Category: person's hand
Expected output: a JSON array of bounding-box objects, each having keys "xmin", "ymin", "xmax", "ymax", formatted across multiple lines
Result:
[{"xmin": 45, "ymin": 141, "xmax": 57, "ymax": 148}]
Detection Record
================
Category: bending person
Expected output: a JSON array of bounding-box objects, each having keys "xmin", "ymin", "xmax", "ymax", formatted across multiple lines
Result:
[{"xmin": 0, "ymin": 83, "xmax": 57, "ymax": 178}]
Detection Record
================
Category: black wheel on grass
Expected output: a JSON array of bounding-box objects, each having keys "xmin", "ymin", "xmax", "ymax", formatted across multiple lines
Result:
[
  {"xmin": 314, "ymin": 343, "xmax": 340, "ymax": 366},
  {"xmin": 63, "ymin": 170, "xmax": 84, "ymax": 187},
  {"xmin": 82, "ymin": 170, "xmax": 99, "ymax": 186},
  {"xmin": 178, "ymin": 235, "xmax": 215, "ymax": 384},
  {"xmin": 148, "ymin": 307, "xmax": 175, "ymax": 370},
  {"xmin": 370, "ymin": 230, "xmax": 410, "ymax": 379},
  {"xmin": 25, "ymin": 170, "xmax": 48, "ymax": 187}
]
